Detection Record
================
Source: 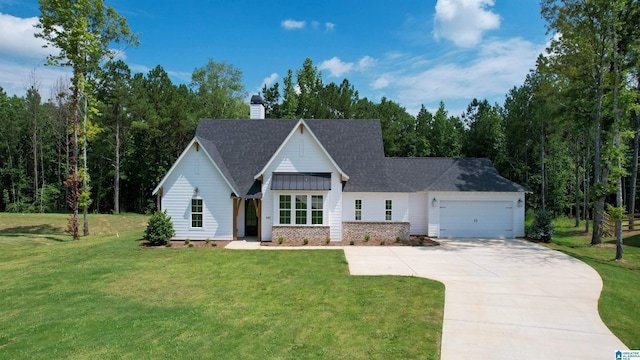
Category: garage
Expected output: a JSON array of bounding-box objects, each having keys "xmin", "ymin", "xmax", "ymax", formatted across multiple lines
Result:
[{"xmin": 439, "ymin": 200, "xmax": 514, "ymax": 238}]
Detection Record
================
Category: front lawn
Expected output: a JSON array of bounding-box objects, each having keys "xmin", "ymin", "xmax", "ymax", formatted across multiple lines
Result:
[
  {"xmin": 545, "ymin": 217, "xmax": 640, "ymax": 349},
  {"xmin": 0, "ymin": 213, "xmax": 444, "ymax": 359}
]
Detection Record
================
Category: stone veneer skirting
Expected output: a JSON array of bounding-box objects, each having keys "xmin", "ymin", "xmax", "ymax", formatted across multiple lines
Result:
[
  {"xmin": 271, "ymin": 226, "xmax": 330, "ymax": 244},
  {"xmin": 342, "ymin": 222, "xmax": 410, "ymax": 242}
]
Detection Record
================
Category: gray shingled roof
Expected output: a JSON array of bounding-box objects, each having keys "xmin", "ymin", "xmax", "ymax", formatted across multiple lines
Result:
[
  {"xmin": 194, "ymin": 119, "xmax": 528, "ymax": 197},
  {"xmin": 386, "ymin": 157, "xmax": 530, "ymax": 192}
]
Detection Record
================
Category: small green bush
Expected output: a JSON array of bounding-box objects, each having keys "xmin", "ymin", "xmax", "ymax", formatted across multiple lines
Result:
[
  {"xmin": 185, "ymin": 238, "xmax": 191, "ymax": 245},
  {"xmin": 205, "ymin": 238, "xmax": 210, "ymax": 244},
  {"xmin": 380, "ymin": 240, "xmax": 385, "ymax": 246},
  {"xmin": 419, "ymin": 236, "xmax": 425, "ymax": 246},
  {"xmin": 211, "ymin": 243, "xmax": 217, "ymax": 247},
  {"xmin": 395, "ymin": 236, "xmax": 401, "ymax": 243},
  {"xmin": 188, "ymin": 243, "xmax": 194, "ymax": 247},
  {"xmin": 349, "ymin": 240, "xmax": 354, "ymax": 245},
  {"xmin": 278, "ymin": 237, "xmax": 284, "ymax": 244},
  {"xmin": 144, "ymin": 210, "xmax": 175, "ymax": 246},
  {"xmin": 364, "ymin": 234, "xmax": 370, "ymax": 242},
  {"xmin": 526, "ymin": 209, "xmax": 555, "ymax": 243},
  {"xmin": 303, "ymin": 238, "xmax": 309, "ymax": 245},
  {"xmin": 325, "ymin": 237, "xmax": 331, "ymax": 245}
]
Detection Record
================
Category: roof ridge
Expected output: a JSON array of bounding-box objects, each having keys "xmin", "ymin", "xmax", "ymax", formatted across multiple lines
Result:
[{"xmin": 424, "ymin": 158, "xmax": 459, "ymax": 191}]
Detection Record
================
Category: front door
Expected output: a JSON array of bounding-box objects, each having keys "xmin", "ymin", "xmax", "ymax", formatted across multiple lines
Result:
[{"xmin": 245, "ymin": 200, "xmax": 258, "ymax": 236}]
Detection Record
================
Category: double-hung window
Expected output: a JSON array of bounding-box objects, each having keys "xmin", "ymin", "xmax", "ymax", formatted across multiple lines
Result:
[
  {"xmin": 385, "ymin": 200, "xmax": 392, "ymax": 221},
  {"xmin": 278, "ymin": 194, "xmax": 324, "ymax": 225},
  {"xmin": 279, "ymin": 195, "xmax": 291, "ymax": 224},
  {"xmin": 311, "ymin": 195, "xmax": 323, "ymax": 224},
  {"xmin": 295, "ymin": 195, "xmax": 307, "ymax": 224},
  {"xmin": 191, "ymin": 198, "xmax": 203, "ymax": 228},
  {"xmin": 355, "ymin": 199, "xmax": 362, "ymax": 221}
]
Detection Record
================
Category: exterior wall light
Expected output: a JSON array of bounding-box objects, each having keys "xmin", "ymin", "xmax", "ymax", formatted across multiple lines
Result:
[
  {"xmin": 193, "ymin": 187, "xmax": 199, "ymax": 197},
  {"xmin": 432, "ymin": 198, "xmax": 438, "ymax": 207},
  {"xmin": 517, "ymin": 198, "xmax": 523, "ymax": 207}
]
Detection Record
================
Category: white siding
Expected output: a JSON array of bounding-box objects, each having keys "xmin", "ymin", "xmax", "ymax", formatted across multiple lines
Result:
[
  {"xmin": 261, "ymin": 127, "xmax": 343, "ymax": 241},
  {"xmin": 342, "ymin": 193, "xmax": 409, "ymax": 223},
  {"xmin": 408, "ymin": 192, "xmax": 428, "ymax": 235},
  {"xmin": 160, "ymin": 144, "xmax": 233, "ymax": 240},
  {"xmin": 427, "ymin": 192, "xmax": 525, "ymax": 238}
]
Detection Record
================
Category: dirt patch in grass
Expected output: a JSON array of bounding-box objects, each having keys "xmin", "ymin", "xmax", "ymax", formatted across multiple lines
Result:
[{"xmin": 261, "ymin": 235, "xmax": 439, "ymax": 247}]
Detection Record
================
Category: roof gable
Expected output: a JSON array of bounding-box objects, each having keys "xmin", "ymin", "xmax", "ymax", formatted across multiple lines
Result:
[
  {"xmin": 152, "ymin": 137, "xmax": 238, "ymax": 195},
  {"xmin": 255, "ymin": 119, "xmax": 349, "ymax": 181}
]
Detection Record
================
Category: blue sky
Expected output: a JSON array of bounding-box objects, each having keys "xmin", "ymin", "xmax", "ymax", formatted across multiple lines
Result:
[{"xmin": 0, "ymin": 0, "xmax": 549, "ymax": 116}]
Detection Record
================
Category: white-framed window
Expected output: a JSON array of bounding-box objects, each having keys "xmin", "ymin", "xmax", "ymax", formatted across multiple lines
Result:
[
  {"xmin": 311, "ymin": 195, "xmax": 323, "ymax": 224},
  {"xmin": 279, "ymin": 195, "xmax": 291, "ymax": 224},
  {"xmin": 191, "ymin": 198, "xmax": 203, "ymax": 228},
  {"xmin": 295, "ymin": 195, "xmax": 307, "ymax": 224},
  {"xmin": 278, "ymin": 194, "xmax": 324, "ymax": 225},
  {"xmin": 355, "ymin": 199, "xmax": 362, "ymax": 221},
  {"xmin": 385, "ymin": 200, "xmax": 392, "ymax": 221}
]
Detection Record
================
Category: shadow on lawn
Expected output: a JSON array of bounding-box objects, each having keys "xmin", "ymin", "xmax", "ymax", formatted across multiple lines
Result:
[{"xmin": 0, "ymin": 224, "xmax": 66, "ymax": 235}]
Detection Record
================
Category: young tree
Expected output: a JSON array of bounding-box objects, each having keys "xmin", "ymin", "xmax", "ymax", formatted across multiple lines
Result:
[
  {"xmin": 190, "ymin": 58, "xmax": 248, "ymax": 119},
  {"xmin": 35, "ymin": 0, "xmax": 138, "ymax": 239}
]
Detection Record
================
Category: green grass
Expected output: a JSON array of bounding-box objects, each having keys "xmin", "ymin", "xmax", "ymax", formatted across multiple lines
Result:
[
  {"xmin": 0, "ymin": 213, "xmax": 444, "ymax": 359},
  {"xmin": 545, "ymin": 217, "xmax": 640, "ymax": 349}
]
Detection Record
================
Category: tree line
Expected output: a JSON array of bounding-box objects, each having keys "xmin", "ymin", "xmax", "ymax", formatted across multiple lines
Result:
[{"xmin": 1, "ymin": 0, "xmax": 639, "ymax": 256}]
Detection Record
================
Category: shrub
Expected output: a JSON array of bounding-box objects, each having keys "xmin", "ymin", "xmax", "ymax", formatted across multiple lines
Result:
[
  {"xmin": 419, "ymin": 236, "xmax": 425, "ymax": 246},
  {"xmin": 185, "ymin": 238, "xmax": 191, "ymax": 245},
  {"xmin": 364, "ymin": 234, "xmax": 370, "ymax": 242},
  {"xmin": 145, "ymin": 210, "xmax": 175, "ymax": 246},
  {"xmin": 526, "ymin": 209, "xmax": 554, "ymax": 243},
  {"xmin": 395, "ymin": 236, "xmax": 401, "ymax": 243},
  {"xmin": 211, "ymin": 243, "xmax": 217, "ymax": 247},
  {"xmin": 278, "ymin": 237, "xmax": 284, "ymax": 244},
  {"xmin": 325, "ymin": 237, "xmax": 331, "ymax": 245},
  {"xmin": 380, "ymin": 240, "xmax": 385, "ymax": 246},
  {"xmin": 205, "ymin": 238, "xmax": 210, "ymax": 244},
  {"xmin": 349, "ymin": 240, "xmax": 354, "ymax": 245},
  {"xmin": 188, "ymin": 243, "xmax": 194, "ymax": 247},
  {"xmin": 303, "ymin": 238, "xmax": 309, "ymax": 245}
]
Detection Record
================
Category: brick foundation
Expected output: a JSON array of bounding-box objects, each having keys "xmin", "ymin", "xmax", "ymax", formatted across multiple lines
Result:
[
  {"xmin": 271, "ymin": 226, "xmax": 330, "ymax": 245},
  {"xmin": 342, "ymin": 222, "xmax": 410, "ymax": 242}
]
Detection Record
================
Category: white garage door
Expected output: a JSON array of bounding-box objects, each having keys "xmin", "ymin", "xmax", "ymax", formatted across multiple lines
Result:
[{"xmin": 440, "ymin": 200, "xmax": 514, "ymax": 238}]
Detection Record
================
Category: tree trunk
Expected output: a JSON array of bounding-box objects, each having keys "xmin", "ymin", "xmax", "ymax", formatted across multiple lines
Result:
[
  {"xmin": 541, "ymin": 123, "xmax": 546, "ymax": 212},
  {"xmin": 575, "ymin": 137, "xmax": 581, "ymax": 227},
  {"xmin": 114, "ymin": 104, "xmax": 120, "ymax": 214},
  {"xmin": 32, "ymin": 92, "xmax": 38, "ymax": 210},
  {"xmin": 83, "ymin": 95, "xmax": 90, "ymax": 236},
  {"xmin": 591, "ymin": 73, "xmax": 606, "ymax": 245},
  {"xmin": 612, "ymin": 26, "xmax": 622, "ymax": 260},
  {"xmin": 67, "ymin": 75, "xmax": 80, "ymax": 240},
  {"xmin": 630, "ymin": 110, "xmax": 640, "ymax": 231}
]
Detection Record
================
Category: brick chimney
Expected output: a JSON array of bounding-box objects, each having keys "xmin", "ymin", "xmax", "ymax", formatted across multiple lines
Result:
[{"xmin": 250, "ymin": 94, "xmax": 265, "ymax": 120}]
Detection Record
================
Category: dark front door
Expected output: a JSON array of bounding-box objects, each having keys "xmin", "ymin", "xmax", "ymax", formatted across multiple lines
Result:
[{"xmin": 245, "ymin": 200, "xmax": 258, "ymax": 236}]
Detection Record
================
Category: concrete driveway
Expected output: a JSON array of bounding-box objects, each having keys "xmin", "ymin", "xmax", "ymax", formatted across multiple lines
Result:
[{"xmin": 343, "ymin": 239, "xmax": 628, "ymax": 360}]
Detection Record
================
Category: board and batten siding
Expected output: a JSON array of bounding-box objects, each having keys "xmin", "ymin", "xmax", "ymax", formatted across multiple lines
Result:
[
  {"xmin": 408, "ymin": 192, "xmax": 429, "ymax": 235},
  {"xmin": 160, "ymin": 144, "xmax": 233, "ymax": 240},
  {"xmin": 342, "ymin": 193, "xmax": 409, "ymax": 223},
  {"xmin": 427, "ymin": 191, "xmax": 525, "ymax": 238},
  {"xmin": 261, "ymin": 127, "xmax": 343, "ymax": 241}
]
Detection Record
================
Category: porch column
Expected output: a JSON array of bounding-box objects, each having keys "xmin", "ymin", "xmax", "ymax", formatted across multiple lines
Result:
[{"xmin": 233, "ymin": 198, "xmax": 241, "ymax": 240}]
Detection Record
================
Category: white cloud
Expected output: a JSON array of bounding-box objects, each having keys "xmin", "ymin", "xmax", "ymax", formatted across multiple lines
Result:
[
  {"xmin": 325, "ymin": 22, "xmax": 335, "ymax": 32},
  {"xmin": 357, "ymin": 56, "xmax": 376, "ymax": 70},
  {"xmin": 319, "ymin": 57, "xmax": 354, "ymax": 78},
  {"xmin": 258, "ymin": 72, "xmax": 279, "ymax": 91},
  {"xmin": 319, "ymin": 56, "xmax": 376, "ymax": 78},
  {"xmin": 383, "ymin": 37, "xmax": 545, "ymax": 112},
  {"xmin": 281, "ymin": 19, "xmax": 306, "ymax": 30},
  {"xmin": 371, "ymin": 75, "xmax": 391, "ymax": 90},
  {"xmin": 0, "ymin": 13, "xmax": 55, "ymax": 60},
  {"xmin": 433, "ymin": 0, "xmax": 500, "ymax": 48}
]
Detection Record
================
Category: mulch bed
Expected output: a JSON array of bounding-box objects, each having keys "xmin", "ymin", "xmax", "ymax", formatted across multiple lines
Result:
[
  {"xmin": 140, "ymin": 236, "xmax": 439, "ymax": 248},
  {"xmin": 140, "ymin": 240, "xmax": 231, "ymax": 248},
  {"xmin": 261, "ymin": 235, "xmax": 439, "ymax": 247}
]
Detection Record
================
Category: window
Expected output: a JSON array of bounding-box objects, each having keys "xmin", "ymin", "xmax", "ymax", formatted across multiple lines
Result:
[
  {"xmin": 191, "ymin": 198, "xmax": 203, "ymax": 228},
  {"xmin": 279, "ymin": 195, "xmax": 291, "ymax": 224},
  {"xmin": 278, "ymin": 194, "xmax": 324, "ymax": 225},
  {"xmin": 355, "ymin": 199, "xmax": 362, "ymax": 221},
  {"xmin": 295, "ymin": 195, "xmax": 307, "ymax": 224},
  {"xmin": 385, "ymin": 200, "xmax": 392, "ymax": 221},
  {"xmin": 311, "ymin": 195, "xmax": 323, "ymax": 224}
]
